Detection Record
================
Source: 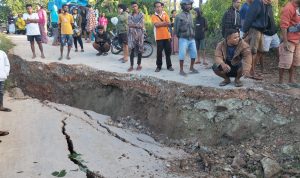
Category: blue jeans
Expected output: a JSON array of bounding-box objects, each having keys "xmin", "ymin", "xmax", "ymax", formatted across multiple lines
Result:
[{"xmin": 178, "ymin": 38, "xmax": 197, "ymax": 61}]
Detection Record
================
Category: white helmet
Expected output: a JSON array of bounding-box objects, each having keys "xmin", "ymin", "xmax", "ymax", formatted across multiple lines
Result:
[{"xmin": 111, "ymin": 17, "xmax": 118, "ymax": 26}]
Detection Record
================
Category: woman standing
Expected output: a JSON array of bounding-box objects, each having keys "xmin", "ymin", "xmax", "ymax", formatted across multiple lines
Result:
[
  {"xmin": 170, "ymin": 10, "xmax": 178, "ymax": 55},
  {"xmin": 72, "ymin": 8, "xmax": 84, "ymax": 52},
  {"xmin": 37, "ymin": 4, "xmax": 48, "ymax": 44},
  {"xmin": 99, "ymin": 13, "xmax": 108, "ymax": 31},
  {"xmin": 86, "ymin": 5, "xmax": 97, "ymax": 43}
]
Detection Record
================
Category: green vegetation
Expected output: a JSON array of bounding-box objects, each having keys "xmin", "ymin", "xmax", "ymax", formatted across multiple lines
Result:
[{"xmin": 0, "ymin": 33, "xmax": 14, "ymax": 53}]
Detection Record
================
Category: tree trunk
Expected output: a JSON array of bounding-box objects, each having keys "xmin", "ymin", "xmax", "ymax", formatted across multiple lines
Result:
[{"xmin": 199, "ymin": 0, "xmax": 203, "ymax": 7}]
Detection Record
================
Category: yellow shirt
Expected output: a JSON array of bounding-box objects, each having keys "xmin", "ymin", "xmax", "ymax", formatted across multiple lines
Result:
[
  {"xmin": 16, "ymin": 18, "xmax": 26, "ymax": 30},
  {"xmin": 59, "ymin": 13, "xmax": 74, "ymax": 35}
]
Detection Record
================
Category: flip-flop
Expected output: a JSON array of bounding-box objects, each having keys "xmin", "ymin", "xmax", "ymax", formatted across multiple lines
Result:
[
  {"xmin": 272, "ymin": 83, "xmax": 291, "ymax": 90},
  {"xmin": 0, "ymin": 131, "xmax": 9, "ymax": 136},
  {"xmin": 249, "ymin": 75, "xmax": 263, "ymax": 80},
  {"xmin": 179, "ymin": 71, "xmax": 187, "ymax": 76},
  {"xmin": 235, "ymin": 81, "xmax": 243, "ymax": 87},
  {"xmin": 190, "ymin": 68, "xmax": 199, "ymax": 74},
  {"xmin": 288, "ymin": 83, "xmax": 300, "ymax": 88},
  {"xmin": 219, "ymin": 80, "xmax": 231, "ymax": 86},
  {"xmin": 0, "ymin": 108, "xmax": 11, "ymax": 112}
]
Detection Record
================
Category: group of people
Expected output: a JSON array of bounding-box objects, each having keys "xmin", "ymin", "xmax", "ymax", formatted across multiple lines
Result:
[
  {"xmin": 20, "ymin": 0, "xmax": 300, "ymax": 86},
  {"xmin": 115, "ymin": 0, "xmax": 208, "ymax": 74},
  {"xmin": 217, "ymin": 0, "xmax": 300, "ymax": 87}
]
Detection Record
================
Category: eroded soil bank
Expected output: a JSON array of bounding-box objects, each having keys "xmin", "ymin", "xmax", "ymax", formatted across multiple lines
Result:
[{"xmin": 8, "ymin": 55, "xmax": 299, "ymax": 147}]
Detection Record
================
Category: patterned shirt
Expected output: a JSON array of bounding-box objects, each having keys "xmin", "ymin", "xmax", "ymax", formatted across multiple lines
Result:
[{"xmin": 128, "ymin": 12, "xmax": 144, "ymax": 52}]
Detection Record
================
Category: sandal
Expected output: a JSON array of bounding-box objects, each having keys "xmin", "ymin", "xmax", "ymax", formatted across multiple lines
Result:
[
  {"xmin": 0, "ymin": 131, "xmax": 9, "ymax": 136},
  {"xmin": 190, "ymin": 68, "xmax": 199, "ymax": 74},
  {"xmin": 155, "ymin": 68, "xmax": 161, "ymax": 72},
  {"xmin": 179, "ymin": 71, "xmax": 187, "ymax": 76},
  {"xmin": 219, "ymin": 80, "xmax": 231, "ymax": 86},
  {"xmin": 249, "ymin": 75, "xmax": 263, "ymax": 80},
  {"xmin": 272, "ymin": 83, "xmax": 291, "ymax": 90},
  {"xmin": 235, "ymin": 81, "xmax": 243, "ymax": 87},
  {"xmin": 287, "ymin": 83, "xmax": 300, "ymax": 88},
  {"xmin": 127, "ymin": 67, "xmax": 134, "ymax": 72}
]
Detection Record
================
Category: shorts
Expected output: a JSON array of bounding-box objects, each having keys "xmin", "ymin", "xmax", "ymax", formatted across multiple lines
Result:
[
  {"xmin": 118, "ymin": 33, "xmax": 128, "ymax": 45},
  {"xmin": 278, "ymin": 42, "xmax": 300, "ymax": 69},
  {"xmin": 27, "ymin": 35, "xmax": 42, "ymax": 42},
  {"xmin": 178, "ymin": 38, "xmax": 197, "ymax": 60},
  {"xmin": 212, "ymin": 60, "xmax": 242, "ymax": 78},
  {"xmin": 195, "ymin": 39, "xmax": 206, "ymax": 50},
  {"xmin": 262, "ymin": 34, "xmax": 280, "ymax": 52},
  {"xmin": 60, "ymin": 34, "xmax": 73, "ymax": 47},
  {"xmin": 248, "ymin": 28, "xmax": 264, "ymax": 54}
]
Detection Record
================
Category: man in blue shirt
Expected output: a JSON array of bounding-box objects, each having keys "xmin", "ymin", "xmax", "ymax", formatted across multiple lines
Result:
[
  {"xmin": 239, "ymin": 0, "xmax": 253, "ymax": 37},
  {"xmin": 50, "ymin": 4, "xmax": 59, "ymax": 45}
]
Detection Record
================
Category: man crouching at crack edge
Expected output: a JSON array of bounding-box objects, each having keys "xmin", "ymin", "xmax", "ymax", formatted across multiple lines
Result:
[{"xmin": 212, "ymin": 29, "xmax": 252, "ymax": 87}]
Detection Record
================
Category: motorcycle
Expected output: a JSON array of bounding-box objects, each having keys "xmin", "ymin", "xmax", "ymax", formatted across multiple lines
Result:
[{"xmin": 109, "ymin": 30, "xmax": 153, "ymax": 58}]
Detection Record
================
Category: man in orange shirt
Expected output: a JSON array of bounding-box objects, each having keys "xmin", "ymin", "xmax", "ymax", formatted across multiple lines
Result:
[
  {"xmin": 151, "ymin": 1, "xmax": 174, "ymax": 72},
  {"xmin": 58, "ymin": 4, "xmax": 74, "ymax": 60},
  {"xmin": 278, "ymin": 0, "xmax": 300, "ymax": 85}
]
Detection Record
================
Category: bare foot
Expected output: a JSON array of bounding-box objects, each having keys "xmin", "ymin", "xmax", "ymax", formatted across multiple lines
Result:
[
  {"xmin": 41, "ymin": 54, "xmax": 45, "ymax": 59},
  {"xmin": 32, "ymin": 54, "xmax": 37, "ymax": 59},
  {"xmin": 58, "ymin": 56, "xmax": 63, "ymax": 60},
  {"xmin": 66, "ymin": 56, "xmax": 71, "ymax": 60}
]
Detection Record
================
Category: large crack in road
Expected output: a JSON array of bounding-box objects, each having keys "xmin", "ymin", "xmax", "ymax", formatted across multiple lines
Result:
[{"xmin": 62, "ymin": 117, "xmax": 105, "ymax": 178}]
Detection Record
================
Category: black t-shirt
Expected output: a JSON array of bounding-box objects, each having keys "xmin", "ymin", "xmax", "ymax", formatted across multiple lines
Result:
[{"xmin": 195, "ymin": 16, "xmax": 207, "ymax": 40}]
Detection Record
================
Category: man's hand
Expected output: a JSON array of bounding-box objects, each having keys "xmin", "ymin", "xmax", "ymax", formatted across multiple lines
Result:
[
  {"xmin": 283, "ymin": 41, "xmax": 292, "ymax": 52},
  {"xmin": 221, "ymin": 63, "xmax": 231, "ymax": 73}
]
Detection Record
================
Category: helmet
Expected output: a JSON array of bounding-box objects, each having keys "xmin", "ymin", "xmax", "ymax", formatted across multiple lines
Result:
[
  {"xmin": 180, "ymin": 0, "xmax": 194, "ymax": 5},
  {"xmin": 111, "ymin": 17, "xmax": 118, "ymax": 26}
]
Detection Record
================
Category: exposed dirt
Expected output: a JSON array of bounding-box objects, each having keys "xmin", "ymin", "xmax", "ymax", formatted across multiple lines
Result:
[{"xmin": 7, "ymin": 53, "xmax": 300, "ymax": 177}]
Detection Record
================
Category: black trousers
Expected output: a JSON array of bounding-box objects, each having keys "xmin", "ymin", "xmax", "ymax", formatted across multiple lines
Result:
[
  {"xmin": 130, "ymin": 48, "xmax": 142, "ymax": 66},
  {"xmin": 156, "ymin": 39, "xmax": 172, "ymax": 69},
  {"xmin": 73, "ymin": 35, "xmax": 83, "ymax": 50},
  {"xmin": 0, "ymin": 81, "xmax": 4, "ymax": 106}
]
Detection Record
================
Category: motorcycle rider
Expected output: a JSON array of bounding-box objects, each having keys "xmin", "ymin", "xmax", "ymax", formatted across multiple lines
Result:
[{"xmin": 174, "ymin": 0, "xmax": 198, "ymax": 76}]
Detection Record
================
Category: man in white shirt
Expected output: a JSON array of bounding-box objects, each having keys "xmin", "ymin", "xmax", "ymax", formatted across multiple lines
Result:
[
  {"xmin": 0, "ymin": 50, "xmax": 10, "ymax": 136},
  {"xmin": 23, "ymin": 4, "xmax": 45, "ymax": 59}
]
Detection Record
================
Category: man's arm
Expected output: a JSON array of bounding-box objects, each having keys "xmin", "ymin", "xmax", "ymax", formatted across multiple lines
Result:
[
  {"xmin": 241, "ymin": 43, "xmax": 252, "ymax": 76},
  {"xmin": 174, "ymin": 16, "xmax": 179, "ymax": 37},
  {"xmin": 280, "ymin": 5, "xmax": 293, "ymax": 51},
  {"xmin": 151, "ymin": 14, "xmax": 169, "ymax": 28}
]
